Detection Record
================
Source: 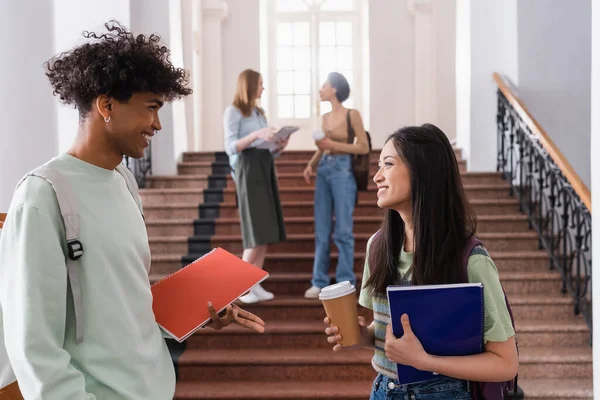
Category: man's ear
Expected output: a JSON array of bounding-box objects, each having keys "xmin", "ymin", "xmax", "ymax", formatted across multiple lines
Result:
[{"xmin": 96, "ymin": 95, "xmax": 112, "ymax": 120}]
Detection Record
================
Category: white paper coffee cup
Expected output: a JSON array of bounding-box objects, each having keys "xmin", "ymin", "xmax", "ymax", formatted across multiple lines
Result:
[{"xmin": 312, "ymin": 130, "xmax": 326, "ymax": 141}]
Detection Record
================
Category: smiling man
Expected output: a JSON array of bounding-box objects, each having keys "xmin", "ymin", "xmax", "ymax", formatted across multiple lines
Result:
[{"xmin": 0, "ymin": 21, "xmax": 264, "ymax": 399}]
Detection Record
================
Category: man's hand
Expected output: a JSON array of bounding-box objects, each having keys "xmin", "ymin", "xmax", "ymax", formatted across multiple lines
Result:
[{"xmin": 205, "ymin": 302, "xmax": 266, "ymax": 333}]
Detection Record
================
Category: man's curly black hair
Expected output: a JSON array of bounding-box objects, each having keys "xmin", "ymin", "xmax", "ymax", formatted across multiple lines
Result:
[{"xmin": 45, "ymin": 20, "xmax": 192, "ymax": 116}]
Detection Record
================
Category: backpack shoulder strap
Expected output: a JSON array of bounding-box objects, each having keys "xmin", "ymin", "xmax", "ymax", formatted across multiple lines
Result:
[
  {"xmin": 346, "ymin": 109, "xmax": 355, "ymax": 144},
  {"xmin": 461, "ymin": 235, "xmax": 483, "ymax": 269},
  {"xmin": 16, "ymin": 166, "xmax": 86, "ymax": 344},
  {"xmin": 115, "ymin": 164, "xmax": 144, "ymax": 217}
]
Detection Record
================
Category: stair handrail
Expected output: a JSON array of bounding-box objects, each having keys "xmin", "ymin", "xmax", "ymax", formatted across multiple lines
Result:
[
  {"xmin": 493, "ymin": 72, "xmax": 591, "ymax": 211},
  {"xmin": 494, "ymin": 72, "xmax": 592, "ymax": 339}
]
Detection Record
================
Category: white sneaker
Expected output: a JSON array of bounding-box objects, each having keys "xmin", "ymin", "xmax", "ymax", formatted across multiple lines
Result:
[
  {"xmin": 304, "ymin": 286, "xmax": 322, "ymax": 299},
  {"xmin": 239, "ymin": 285, "xmax": 274, "ymax": 304},
  {"xmin": 238, "ymin": 291, "xmax": 260, "ymax": 304},
  {"xmin": 252, "ymin": 284, "xmax": 275, "ymax": 301}
]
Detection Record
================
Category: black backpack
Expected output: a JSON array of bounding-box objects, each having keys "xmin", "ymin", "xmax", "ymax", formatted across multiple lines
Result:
[{"xmin": 346, "ymin": 109, "xmax": 372, "ymax": 192}]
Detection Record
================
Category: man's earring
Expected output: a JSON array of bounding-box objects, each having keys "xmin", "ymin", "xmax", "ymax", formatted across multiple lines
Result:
[{"xmin": 104, "ymin": 116, "xmax": 111, "ymax": 123}]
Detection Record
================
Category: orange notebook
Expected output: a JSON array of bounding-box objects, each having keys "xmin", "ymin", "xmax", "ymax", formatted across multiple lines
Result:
[{"xmin": 151, "ymin": 248, "xmax": 269, "ymax": 342}]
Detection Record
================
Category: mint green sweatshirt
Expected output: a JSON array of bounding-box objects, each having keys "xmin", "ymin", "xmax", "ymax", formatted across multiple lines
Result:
[{"xmin": 0, "ymin": 154, "xmax": 175, "ymax": 399}]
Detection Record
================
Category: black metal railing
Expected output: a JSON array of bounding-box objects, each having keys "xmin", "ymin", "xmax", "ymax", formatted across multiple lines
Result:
[
  {"xmin": 124, "ymin": 142, "xmax": 152, "ymax": 188},
  {"xmin": 496, "ymin": 89, "xmax": 592, "ymax": 340}
]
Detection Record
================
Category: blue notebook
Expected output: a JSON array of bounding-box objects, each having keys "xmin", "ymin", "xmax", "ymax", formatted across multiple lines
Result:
[{"xmin": 386, "ymin": 283, "xmax": 484, "ymax": 385}]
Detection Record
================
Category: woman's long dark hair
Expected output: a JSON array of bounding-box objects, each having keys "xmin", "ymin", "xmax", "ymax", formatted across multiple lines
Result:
[{"xmin": 365, "ymin": 124, "xmax": 478, "ymax": 295}]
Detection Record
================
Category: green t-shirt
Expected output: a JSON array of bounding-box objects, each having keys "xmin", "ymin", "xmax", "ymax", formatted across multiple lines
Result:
[{"xmin": 358, "ymin": 234, "xmax": 516, "ymax": 343}]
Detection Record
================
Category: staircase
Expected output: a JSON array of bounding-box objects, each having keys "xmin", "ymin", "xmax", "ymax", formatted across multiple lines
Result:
[{"xmin": 141, "ymin": 150, "xmax": 592, "ymax": 400}]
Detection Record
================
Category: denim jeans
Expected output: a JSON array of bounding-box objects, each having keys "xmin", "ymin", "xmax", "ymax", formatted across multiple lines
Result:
[
  {"xmin": 370, "ymin": 374, "xmax": 471, "ymax": 400},
  {"xmin": 311, "ymin": 154, "xmax": 357, "ymax": 288}
]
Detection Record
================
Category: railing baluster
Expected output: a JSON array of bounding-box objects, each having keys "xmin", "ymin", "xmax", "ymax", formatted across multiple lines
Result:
[
  {"xmin": 123, "ymin": 142, "xmax": 153, "ymax": 188},
  {"xmin": 496, "ymin": 90, "xmax": 592, "ymax": 336}
]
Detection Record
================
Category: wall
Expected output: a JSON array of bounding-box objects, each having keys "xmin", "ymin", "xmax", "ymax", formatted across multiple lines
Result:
[
  {"xmin": 53, "ymin": 0, "xmax": 131, "ymax": 153},
  {"xmin": 222, "ymin": 0, "xmax": 261, "ymax": 112},
  {"xmin": 433, "ymin": 0, "xmax": 456, "ymax": 140},
  {"xmin": 456, "ymin": 0, "xmax": 518, "ymax": 172},
  {"xmin": 591, "ymin": 0, "xmax": 600, "ymax": 395},
  {"xmin": 130, "ymin": 0, "xmax": 180, "ymax": 175},
  {"xmin": 369, "ymin": 0, "xmax": 415, "ymax": 148},
  {"xmin": 517, "ymin": 0, "xmax": 591, "ymax": 187},
  {"xmin": 0, "ymin": 0, "xmax": 58, "ymax": 211}
]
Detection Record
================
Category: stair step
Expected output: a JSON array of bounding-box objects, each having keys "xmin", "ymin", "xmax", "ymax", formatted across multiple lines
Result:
[
  {"xmin": 218, "ymin": 183, "xmax": 507, "ymax": 202},
  {"xmin": 174, "ymin": 378, "xmax": 593, "ymax": 400},
  {"xmin": 146, "ymin": 175, "xmax": 209, "ymax": 189},
  {"xmin": 147, "ymin": 231, "xmax": 539, "ymax": 256},
  {"xmin": 140, "ymin": 188, "xmax": 206, "ymax": 206},
  {"xmin": 140, "ymin": 182, "xmax": 507, "ymax": 205},
  {"xmin": 232, "ymin": 295, "xmax": 576, "ymax": 322},
  {"xmin": 176, "ymin": 346, "xmax": 591, "ymax": 382},
  {"xmin": 186, "ymin": 215, "xmax": 532, "ymax": 237},
  {"xmin": 149, "ymin": 250, "xmax": 550, "ymax": 276},
  {"xmin": 180, "ymin": 149, "xmax": 461, "ymax": 163},
  {"xmin": 518, "ymin": 346, "xmax": 592, "ymax": 378},
  {"xmin": 181, "ymin": 318, "xmax": 589, "ymax": 350},
  {"xmin": 518, "ymin": 378, "xmax": 593, "ymax": 399},
  {"xmin": 146, "ymin": 215, "xmax": 533, "ymax": 237},
  {"xmin": 142, "ymin": 198, "xmax": 523, "ymax": 220},
  {"xmin": 166, "ymin": 171, "xmax": 502, "ymax": 187},
  {"xmin": 177, "ymin": 348, "xmax": 376, "ymax": 382},
  {"xmin": 174, "ymin": 380, "xmax": 373, "ymax": 399},
  {"xmin": 149, "ymin": 269, "xmax": 564, "ymax": 297}
]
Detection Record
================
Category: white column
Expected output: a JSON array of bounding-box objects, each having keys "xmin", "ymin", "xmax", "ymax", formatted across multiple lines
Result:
[
  {"xmin": 52, "ymin": 0, "xmax": 131, "ymax": 153},
  {"xmin": 409, "ymin": 0, "xmax": 437, "ymax": 126},
  {"xmin": 433, "ymin": 0, "xmax": 457, "ymax": 140},
  {"xmin": 0, "ymin": 1, "xmax": 58, "ymax": 211},
  {"xmin": 590, "ymin": 0, "xmax": 599, "ymax": 396},
  {"xmin": 202, "ymin": 0, "xmax": 229, "ymax": 151},
  {"xmin": 181, "ymin": 0, "xmax": 197, "ymax": 151},
  {"xmin": 130, "ymin": 0, "xmax": 180, "ymax": 175},
  {"xmin": 455, "ymin": 0, "xmax": 518, "ymax": 172},
  {"xmin": 168, "ymin": 0, "xmax": 191, "ymax": 162},
  {"xmin": 191, "ymin": 0, "xmax": 205, "ymax": 151}
]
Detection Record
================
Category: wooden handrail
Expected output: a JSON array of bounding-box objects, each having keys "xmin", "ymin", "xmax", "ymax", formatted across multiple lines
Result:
[
  {"xmin": 493, "ymin": 72, "xmax": 592, "ymax": 212},
  {"xmin": 0, "ymin": 213, "xmax": 6, "ymax": 229}
]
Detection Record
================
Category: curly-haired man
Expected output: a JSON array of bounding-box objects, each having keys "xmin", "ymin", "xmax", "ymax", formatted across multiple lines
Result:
[{"xmin": 0, "ymin": 21, "xmax": 264, "ymax": 399}]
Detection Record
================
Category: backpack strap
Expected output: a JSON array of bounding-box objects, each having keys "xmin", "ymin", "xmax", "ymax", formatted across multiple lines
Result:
[
  {"xmin": 346, "ymin": 110, "xmax": 355, "ymax": 144},
  {"xmin": 461, "ymin": 236, "xmax": 483, "ymax": 268},
  {"xmin": 14, "ymin": 164, "xmax": 144, "ymax": 346},
  {"xmin": 16, "ymin": 167, "xmax": 86, "ymax": 344},
  {"xmin": 115, "ymin": 164, "xmax": 144, "ymax": 218}
]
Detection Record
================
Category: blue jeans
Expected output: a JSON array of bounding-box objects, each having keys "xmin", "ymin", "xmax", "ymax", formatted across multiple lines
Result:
[
  {"xmin": 370, "ymin": 374, "xmax": 471, "ymax": 400},
  {"xmin": 311, "ymin": 154, "xmax": 357, "ymax": 288}
]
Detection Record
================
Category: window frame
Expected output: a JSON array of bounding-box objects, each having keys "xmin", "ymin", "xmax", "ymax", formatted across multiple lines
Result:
[{"xmin": 264, "ymin": 0, "xmax": 363, "ymax": 133}]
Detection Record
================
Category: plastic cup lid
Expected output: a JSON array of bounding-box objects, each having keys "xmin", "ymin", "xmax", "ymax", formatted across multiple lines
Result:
[
  {"xmin": 312, "ymin": 130, "xmax": 325, "ymax": 140},
  {"xmin": 318, "ymin": 281, "xmax": 356, "ymax": 300}
]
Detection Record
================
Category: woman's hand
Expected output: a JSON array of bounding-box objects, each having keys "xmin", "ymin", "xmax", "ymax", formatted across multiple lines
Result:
[
  {"xmin": 303, "ymin": 164, "xmax": 313, "ymax": 184},
  {"xmin": 324, "ymin": 316, "xmax": 369, "ymax": 352},
  {"xmin": 253, "ymin": 127, "xmax": 276, "ymax": 141},
  {"xmin": 384, "ymin": 314, "xmax": 430, "ymax": 370},
  {"xmin": 275, "ymin": 136, "xmax": 290, "ymax": 152},
  {"xmin": 315, "ymin": 138, "xmax": 337, "ymax": 151},
  {"xmin": 205, "ymin": 302, "xmax": 266, "ymax": 333}
]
